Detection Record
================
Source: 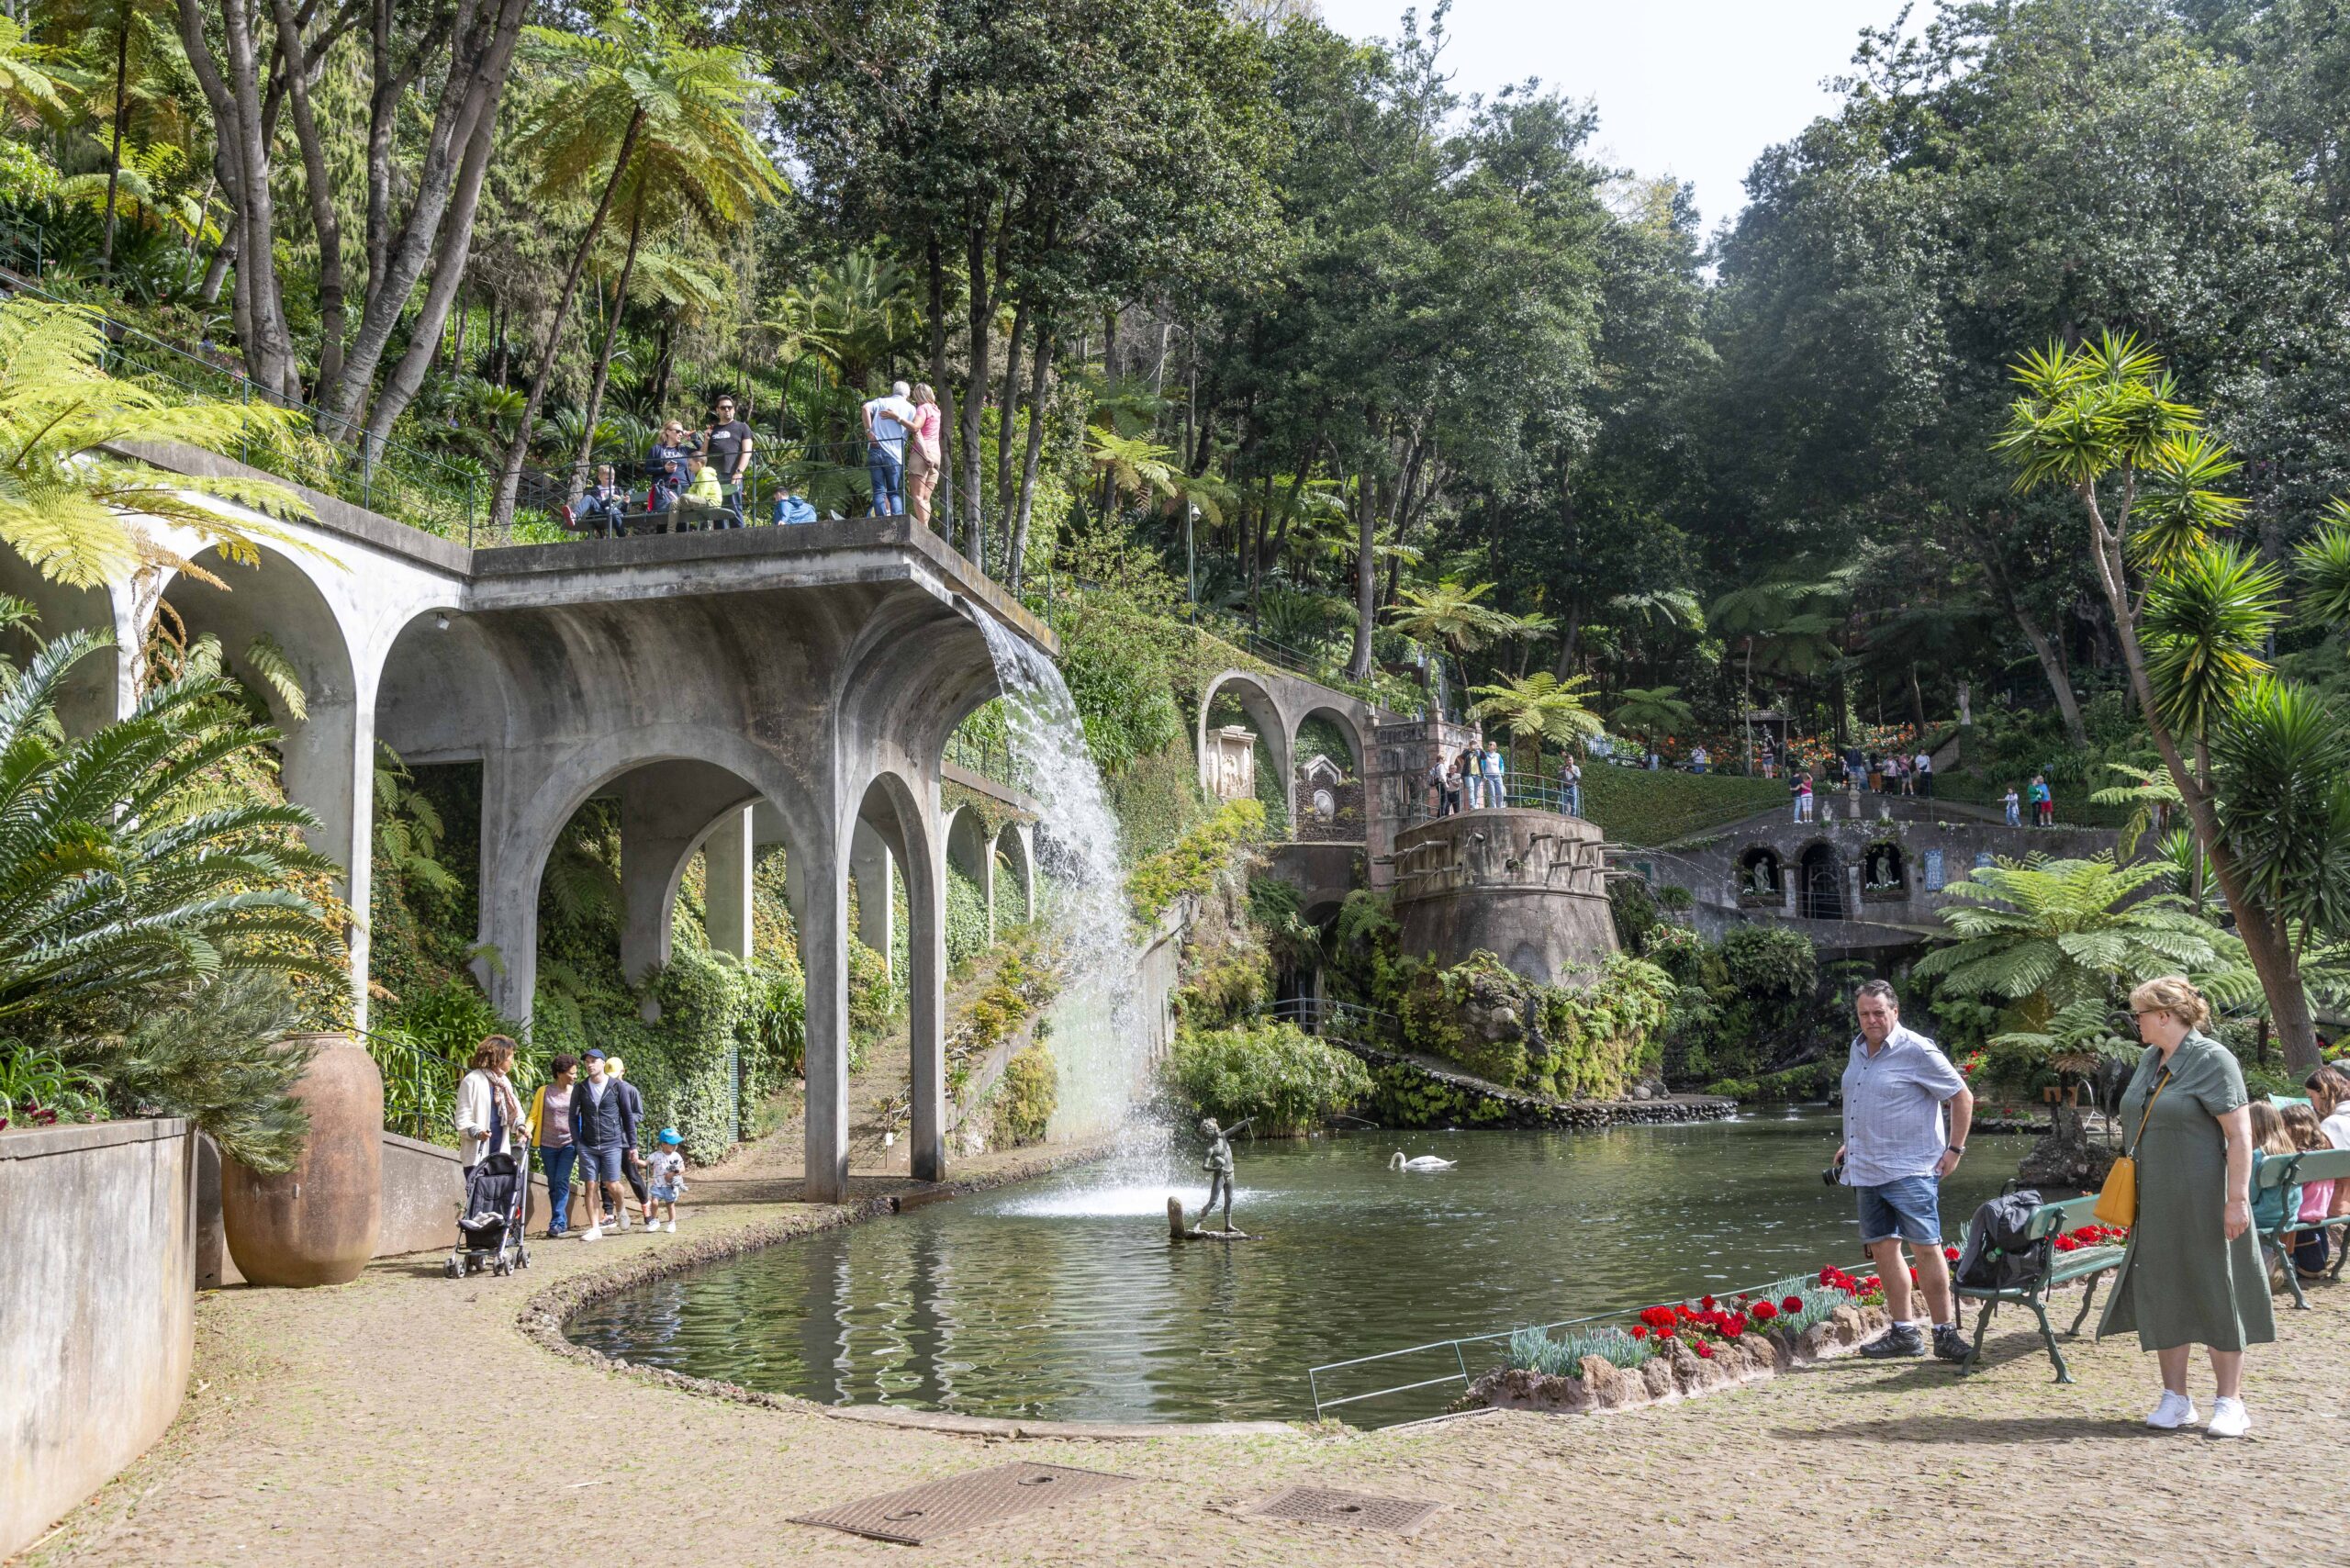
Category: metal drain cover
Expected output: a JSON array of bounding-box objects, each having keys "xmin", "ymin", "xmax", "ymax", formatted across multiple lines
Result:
[
  {"xmin": 790, "ymin": 1461, "xmax": 1136, "ymax": 1544},
  {"xmin": 1251, "ymin": 1485, "xmax": 1443, "ymax": 1535}
]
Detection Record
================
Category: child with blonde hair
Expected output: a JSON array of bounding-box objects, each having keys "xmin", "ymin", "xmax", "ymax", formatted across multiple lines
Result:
[{"xmin": 2248, "ymin": 1102, "xmax": 2303, "ymax": 1242}]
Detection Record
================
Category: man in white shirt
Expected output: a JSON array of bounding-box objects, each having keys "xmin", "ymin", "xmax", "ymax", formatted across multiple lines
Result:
[
  {"xmin": 1915, "ymin": 748, "xmax": 1934, "ymax": 799},
  {"xmin": 861, "ymin": 380, "xmax": 918, "ymax": 518}
]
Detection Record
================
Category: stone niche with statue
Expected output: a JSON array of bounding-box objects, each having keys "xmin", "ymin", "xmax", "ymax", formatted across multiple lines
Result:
[
  {"xmin": 1204, "ymin": 725, "xmax": 1257, "ymax": 803},
  {"xmin": 1294, "ymin": 753, "xmax": 1365, "ymax": 843}
]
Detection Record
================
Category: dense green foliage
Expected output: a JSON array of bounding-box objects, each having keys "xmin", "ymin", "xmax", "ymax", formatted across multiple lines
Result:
[
  {"xmin": 1395, "ymin": 950, "xmax": 1676, "ymax": 1101},
  {"xmin": 993, "ymin": 1043, "xmax": 1058, "ymax": 1146},
  {"xmin": 1167, "ymin": 1020, "xmax": 1372, "ymax": 1137},
  {"xmin": 1126, "ymin": 799, "xmax": 1267, "ymax": 922}
]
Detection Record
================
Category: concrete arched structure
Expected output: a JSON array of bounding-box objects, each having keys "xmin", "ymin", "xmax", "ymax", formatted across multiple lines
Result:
[
  {"xmin": 0, "ymin": 554, "xmax": 130, "ymax": 736},
  {"xmin": 1193, "ymin": 666, "xmax": 1381, "ymax": 841},
  {"xmin": 993, "ymin": 821, "xmax": 1034, "ymax": 925},
  {"xmin": 944, "ymin": 804, "xmax": 995, "ymax": 940},
  {"xmin": 850, "ymin": 767, "xmax": 946, "ymax": 1182}
]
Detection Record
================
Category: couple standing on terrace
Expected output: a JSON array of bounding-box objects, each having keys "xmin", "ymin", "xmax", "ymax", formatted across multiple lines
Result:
[{"xmin": 1838, "ymin": 976, "xmax": 2271, "ymax": 1438}]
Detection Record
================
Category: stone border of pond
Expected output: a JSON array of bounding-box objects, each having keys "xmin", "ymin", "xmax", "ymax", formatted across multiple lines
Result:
[
  {"xmin": 515, "ymin": 1137, "xmax": 1296, "ymax": 1440},
  {"xmin": 1465, "ymin": 1302, "xmax": 1897, "ymax": 1417}
]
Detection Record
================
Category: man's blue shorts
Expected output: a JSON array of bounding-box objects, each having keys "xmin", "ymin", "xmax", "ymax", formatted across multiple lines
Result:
[
  {"xmin": 577, "ymin": 1144, "xmax": 625, "ymax": 1183},
  {"xmin": 1855, "ymin": 1173, "xmax": 1942, "ymax": 1246}
]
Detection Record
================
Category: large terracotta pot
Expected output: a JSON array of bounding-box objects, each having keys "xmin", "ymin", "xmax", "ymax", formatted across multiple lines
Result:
[{"xmin": 221, "ymin": 1032, "xmax": 383, "ymax": 1286}]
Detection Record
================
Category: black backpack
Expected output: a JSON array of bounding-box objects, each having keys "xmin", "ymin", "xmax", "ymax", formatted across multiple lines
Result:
[{"xmin": 1954, "ymin": 1185, "xmax": 2048, "ymax": 1292}]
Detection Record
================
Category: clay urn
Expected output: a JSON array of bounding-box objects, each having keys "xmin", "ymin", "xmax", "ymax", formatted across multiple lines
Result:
[{"xmin": 221, "ymin": 1032, "xmax": 383, "ymax": 1286}]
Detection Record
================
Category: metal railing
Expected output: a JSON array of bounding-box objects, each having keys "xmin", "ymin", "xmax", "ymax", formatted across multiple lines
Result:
[
  {"xmin": 944, "ymin": 729, "xmax": 1017, "ymax": 789},
  {"xmin": 1263, "ymin": 995, "xmax": 1398, "ymax": 1045},
  {"xmin": 1390, "ymin": 773, "xmax": 1589, "ymax": 831},
  {"xmin": 1305, "ymin": 1266, "xmax": 1863, "ymax": 1425}
]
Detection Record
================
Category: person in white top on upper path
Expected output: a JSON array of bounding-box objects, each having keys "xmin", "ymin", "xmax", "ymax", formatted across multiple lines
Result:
[
  {"xmin": 861, "ymin": 381, "xmax": 918, "ymax": 518},
  {"xmin": 1836, "ymin": 980, "xmax": 1975, "ymax": 1363}
]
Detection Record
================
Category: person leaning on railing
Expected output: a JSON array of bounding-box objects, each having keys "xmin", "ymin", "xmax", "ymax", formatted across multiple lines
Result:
[{"xmin": 2095, "ymin": 976, "xmax": 2272, "ymax": 1438}]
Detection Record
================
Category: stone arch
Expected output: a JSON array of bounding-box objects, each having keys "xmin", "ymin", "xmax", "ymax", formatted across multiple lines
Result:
[
  {"xmin": 1195, "ymin": 668, "xmax": 1291, "ymax": 814},
  {"xmin": 0, "ymin": 554, "xmax": 132, "ymax": 735},
  {"xmin": 1796, "ymin": 839, "xmax": 1843, "ymax": 921},
  {"xmin": 162, "ymin": 543, "xmax": 372, "ymax": 1014},
  {"xmin": 1293, "ymin": 703, "xmax": 1369, "ymax": 779},
  {"xmin": 851, "ymin": 766, "xmax": 947, "ymax": 1182},
  {"xmin": 1738, "ymin": 846, "xmax": 1785, "ymax": 905},
  {"xmin": 993, "ymin": 821, "xmax": 1034, "ymax": 925},
  {"xmin": 944, "ymin": 803, "xmax": 995, "ymax": 951}
]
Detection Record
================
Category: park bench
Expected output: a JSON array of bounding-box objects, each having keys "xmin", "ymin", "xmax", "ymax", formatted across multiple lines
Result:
[
  {"xmin": 1953, "ymin": 1193, "xmax": 2125, "ymax": 1383},
  {"xmin": 2253, "ymin": 1146, "xmax": 2350, "ymax": 1310}
]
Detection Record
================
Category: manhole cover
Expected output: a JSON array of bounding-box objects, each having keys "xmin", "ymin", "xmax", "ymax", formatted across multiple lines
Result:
[
  {"xmin": 1251, "ymin": 1485, "xmax": 1443, "ymax": 1535},
  {"xmin": 790, "ymin": 1462, "xmax": 1136, "ymax": 1544}
]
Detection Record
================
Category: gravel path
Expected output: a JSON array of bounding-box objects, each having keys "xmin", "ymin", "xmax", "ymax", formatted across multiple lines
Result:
[{"xmin": 23, "ymin": 1177, "xmax": 2350, "ymax": 1568}]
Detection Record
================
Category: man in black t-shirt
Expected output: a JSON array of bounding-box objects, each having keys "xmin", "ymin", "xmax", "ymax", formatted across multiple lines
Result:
[{"xmin": 703, "ymin": 395, "xmax": 754, "ymax": 528}]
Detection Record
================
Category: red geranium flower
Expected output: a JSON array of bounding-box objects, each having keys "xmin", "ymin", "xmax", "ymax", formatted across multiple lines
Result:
[
  {"xmin": 1693, "ymin": 1341, "xmax": 1715, "ymax": 1360},
  {"xmin": 1723, "ymin": 1316, "xmax": 1748, "ymax": 1338},
  {"xmin": 1943, "ymin": 1246, "xmax": 1959, "ymax": 1261},
  {"xmin": 1751, "ymin": 1301, "xmax": 1778, "ymax": 1322},
  {"xmin": 1639, "ymin": 1305, "xmax": 1678, "ymax": 1331},
  {"xmin": 1629, "ymin": 1326, "xmax": 1648, "ymax": 1339},
  {"xmin": 1781, "ymin": 1295, "xmax": 1804, "ymax": 1314},
  {"xmin": 1700, "ymin": 1294, "xmax": 1717, "ymax": 1310}
]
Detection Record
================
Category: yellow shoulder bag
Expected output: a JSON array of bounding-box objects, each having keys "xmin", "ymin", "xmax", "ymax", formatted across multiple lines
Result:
[{"xmin": 2092, "ymin": 1063, "xmax": 2170, "ymax": 1228}]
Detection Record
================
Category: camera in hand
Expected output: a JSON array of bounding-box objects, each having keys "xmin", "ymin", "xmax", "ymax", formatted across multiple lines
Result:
[{"xmin": 1821, "ymin": 1150, "xmax": 1847, "ymax": 1186}]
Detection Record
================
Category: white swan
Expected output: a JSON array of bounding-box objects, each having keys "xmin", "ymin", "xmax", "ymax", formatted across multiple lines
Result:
[{"xmin": 1390, "ymin": 1150, "xmax": 1457, "ymax": 1171}]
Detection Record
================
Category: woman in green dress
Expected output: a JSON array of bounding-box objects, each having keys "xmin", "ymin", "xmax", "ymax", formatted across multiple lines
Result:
[{"xmin": 2096, "ymin": 976, "xmax": 2272, "ymax": 1438}]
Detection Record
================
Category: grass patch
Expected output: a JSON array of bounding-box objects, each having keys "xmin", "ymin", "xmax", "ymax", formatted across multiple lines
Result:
[{"xmin": 1582, "ymin": 767, "xmax": 1786, "ymax": 846}]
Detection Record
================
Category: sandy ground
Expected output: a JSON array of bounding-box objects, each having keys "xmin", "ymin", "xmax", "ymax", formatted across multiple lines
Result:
[{"xmin": 22, "ymin": 1153, "xmax": 2350, "ymax": 1568}]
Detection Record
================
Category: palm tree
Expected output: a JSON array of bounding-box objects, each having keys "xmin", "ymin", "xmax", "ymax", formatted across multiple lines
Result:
[
  {"xmin": 0, "ymin": 620, "xmax": 347, "ymax": 1168},
  {"xmin": 1469, "ymin": 671, "xmax": 1602, "ymax": 782},
  {"xmin": 491, "ymin": 8, "xmax": 784, "ymax": 530},
  {"xmin": 1087, "ymin": 428, "xmax": 1179, "ymax": 521},
  {"xmin": 0, "ymin": 16, "xmax": 68, "ymax": 129},
  {"xmin": 1384, "ymin": 578, "xmax": 1545, "ymax": 655},
  {"xmin": 1608, "ymin": 685, "xmax": 1695, "ymax": 757},
  {"xmin": 1910, "ymin": 854, "xmax": 2255, "ymax": 1033},
  {"xmin": 0, "ymin": 297, "xmax": 312, "ymax": 588}
]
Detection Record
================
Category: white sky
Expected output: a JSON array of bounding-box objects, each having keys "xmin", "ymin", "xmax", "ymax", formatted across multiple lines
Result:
[{"xmin": 1315, "ymin": 0, "xmax": 1913, "ymax": 237}]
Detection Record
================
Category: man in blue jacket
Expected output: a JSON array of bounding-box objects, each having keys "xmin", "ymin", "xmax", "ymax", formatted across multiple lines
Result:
[{"xmin": 571, "ymin": 1048, "xmax": 639, "ymax": 1241}]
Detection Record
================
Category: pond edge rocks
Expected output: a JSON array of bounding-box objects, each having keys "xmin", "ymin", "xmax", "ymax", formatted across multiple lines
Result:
[{"xmin": 1463, "ymin": 1304, "xmax": 1893, "ymax": 1417}]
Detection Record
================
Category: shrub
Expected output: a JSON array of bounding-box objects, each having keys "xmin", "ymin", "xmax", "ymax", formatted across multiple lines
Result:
[
  {"xmin": 1127, "ymin": 798, "xmax": 1266, "ymax": 921},
  {"xmin": 995, "ymin": 1043, "xmax": 1058, "ymax": 1145},
  {"xmin": 1167, "ymin": 1020, "xmax": 1372, "ymax": 1135},
  {"xmin": 1402, "ymin": 950, "xmax": 1675, "ymax": 1100},
  {"xmin": 946, "ymin": 861, "xmax": 990, "ymax": 968},
  {"xmin": 1721, "ymin": 924, "xmax": 1817, "ymax": 1001},
  {"xmin": 1506, "ymin": 1324, "xmax": 1652, "ymax": 1377}
]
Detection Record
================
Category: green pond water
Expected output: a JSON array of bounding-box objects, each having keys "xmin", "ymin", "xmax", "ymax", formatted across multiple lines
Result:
[{"xmin": 564, "ymin": 1110, "xmax": 2019, "ymax": 1426}]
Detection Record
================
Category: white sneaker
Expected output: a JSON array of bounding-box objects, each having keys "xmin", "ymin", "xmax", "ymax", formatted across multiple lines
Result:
[
  {"xmin": 2205, "ymin": 1397, "xmax": 2251, "ymax": 1439},
  {"xmin": 665, "ymin": 1219, "xmax": 676, "ymax": 1233},
  {"xmin": 581, "ymin": 1226, "xmax": 604, "ymax": 1243},
  {"xmin": 2146, "ymin": 1390, "xmax": 2197, "ymax": 1429}
]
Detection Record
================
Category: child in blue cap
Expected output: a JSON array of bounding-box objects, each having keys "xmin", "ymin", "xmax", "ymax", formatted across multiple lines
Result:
[{"xmin": 644, "ymin": 1127, "xmax": 687, "ymax": 1232}]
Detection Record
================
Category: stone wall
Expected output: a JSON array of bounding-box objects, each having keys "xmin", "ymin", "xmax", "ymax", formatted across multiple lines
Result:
[
  {"xmin": 1, "ymin": 1119, "xmax": 196, "ymax": 1558},
  {"xmin": 1390, "ymin": 809, "xmax": 1617, "ymax": 985}
]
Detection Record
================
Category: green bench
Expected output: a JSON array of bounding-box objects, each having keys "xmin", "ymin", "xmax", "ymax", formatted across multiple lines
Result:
[
  {"xmin": 2253, "ymin": 1146, "xmax": 2350, "ymax": 1310},
  {"xmin": 1953, "ymin": 1193, "xmax": 2126, "ymax": 1383}
]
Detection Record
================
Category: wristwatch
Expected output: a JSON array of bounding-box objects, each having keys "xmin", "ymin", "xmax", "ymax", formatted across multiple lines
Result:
[{"xmin": 1946, "ymin": 1145, "xmax": 1966, "ymax": 1156}]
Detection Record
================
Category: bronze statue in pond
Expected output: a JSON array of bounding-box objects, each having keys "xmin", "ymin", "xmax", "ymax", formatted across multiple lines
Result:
[{"xmin": 1196, "ymin": 1116, "xmax": 1248, "ymax": 1232}]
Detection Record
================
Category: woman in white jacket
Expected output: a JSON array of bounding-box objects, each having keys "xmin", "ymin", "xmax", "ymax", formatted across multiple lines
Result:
[{"xmin": 454, "ymin": 1035, "xmax": 524, "ymax": 1170}]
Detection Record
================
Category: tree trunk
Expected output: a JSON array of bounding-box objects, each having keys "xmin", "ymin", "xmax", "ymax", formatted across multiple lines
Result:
[
  {"xmin": 2082, "ymin": 482, "xmax": 2322, "ymax": 1075},
  {"xmin": 269, "ymin": 0, "xmax": 348, "ymax": 400},
  {"xmin": 99, "ymin": 7, "xmax": 129, "ymax": 274},
  {"xmin": 361, "ymin": 102, "xmax": 509, "ymax": 454},
  {"xmin": 1970, "ymin": 517, "xmax": 2089, "ymax": 746},
  {"xmin": 330, "ymin": 0, "xmax": 521, "ymax": 434},
  {"xmin": 178, "ymin": 0, "xmax": 301, "ymax": 399},
  {"xmin": 490, "ymin": 108, "xmax": 644, "ymax": 532},
  {"xmin": 569, "ymin": 198, "xmax": 643, "ymax": 501},
  {"xmin": 1347, "ymin": 464, "xmax": 1378, "ymax": 680},
  {"xmin": 994, "ymin": 288, "xmax": 1030, "ymax": 528},
  {"xmin": 1007, "ymin": 312, "xmax": 1053, "ymax": 593},
  {"xmin": 957, "ymin": 217, "xmax": 995, "ymax": 564}
]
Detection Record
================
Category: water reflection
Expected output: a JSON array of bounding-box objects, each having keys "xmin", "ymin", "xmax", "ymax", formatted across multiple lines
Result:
[{"xmin": 566, "ymin": 1112, "xmax": 2014, "ymax": 1424}]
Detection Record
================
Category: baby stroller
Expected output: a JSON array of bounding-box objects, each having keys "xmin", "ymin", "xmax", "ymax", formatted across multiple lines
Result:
[{"xmin": 445, "ymin": 1149, "xmax": 531, "ymax": 1278}]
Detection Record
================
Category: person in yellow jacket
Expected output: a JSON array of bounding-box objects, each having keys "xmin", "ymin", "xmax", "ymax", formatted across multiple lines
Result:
[{"xmin": 523, "ymin": 1053, "xmax": 580, "ymax": 1238}]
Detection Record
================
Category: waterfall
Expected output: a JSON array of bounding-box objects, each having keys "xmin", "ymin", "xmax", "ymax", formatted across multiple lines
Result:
[{"xmin": 975, "ymin": 616, "xmax": 1152, "ymax": 1136}]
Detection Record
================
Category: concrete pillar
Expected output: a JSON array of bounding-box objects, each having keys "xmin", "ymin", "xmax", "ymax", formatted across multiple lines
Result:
[
  {"xmin": 905, "ymin": 815, "xmax": 946, "ymax": 1183},
  {"xmin": 474, "ymin": 753, "xmax": 539, "ymax": 1025},
  {"xmin": 790, "ymin": 816, "xmax": 851, "ymax": 1204},
  {"xmin": 849, "ymin": 818, "xmax": 893, "ymax": 979},
  {"xmin": 277, "ymin": 681, "xmax": 374, "ymax": 1028},
  {"xmin": 703, "ymin": 805, "xmax": 755, "ymax": 958},
  {"xmin": 946, "ymin": 808, "xmax": 994, "ymax": 942}
]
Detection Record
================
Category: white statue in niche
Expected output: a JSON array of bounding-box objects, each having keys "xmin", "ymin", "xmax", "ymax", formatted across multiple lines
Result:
[
  {"xmin": 1312, "ymin": 788, "xmax": 1336, "ymax": 822},
  {"xmin": 1209, "ymin": 725, "xmax": 1256, "ymax": 801}
]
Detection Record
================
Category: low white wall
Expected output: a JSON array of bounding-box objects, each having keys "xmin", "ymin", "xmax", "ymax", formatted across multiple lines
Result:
[{"xmin": 0, "ymin": 1119, "xmax": 196, "ymax": 1558}]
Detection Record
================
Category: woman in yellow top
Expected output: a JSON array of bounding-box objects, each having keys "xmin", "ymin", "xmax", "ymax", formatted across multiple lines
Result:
[
  {"xmin": 522, "ymin": 1053, "xmax": 579, "ymax": 1238},
  {"xmin": 2096, "ymin": 977, "xmax": 2272, "ymax": 1438}
]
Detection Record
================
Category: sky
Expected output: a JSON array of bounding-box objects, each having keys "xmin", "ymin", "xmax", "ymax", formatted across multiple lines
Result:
[{"xmin": 1315, "ymin": 0, "xmax": 1913, "ymax": 237}]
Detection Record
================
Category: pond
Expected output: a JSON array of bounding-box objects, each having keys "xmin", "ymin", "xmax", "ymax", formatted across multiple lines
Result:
[{"xmin": 565, "ymin": 1111, "xmax": 2019, "ymax": 1426}]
